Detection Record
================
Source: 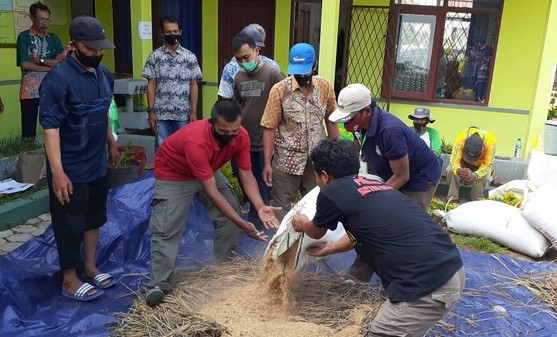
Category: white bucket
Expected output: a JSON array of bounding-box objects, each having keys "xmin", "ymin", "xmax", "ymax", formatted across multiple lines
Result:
[{"xmin": 544, "ymin": 120, "xmax": 557, "ymax": 156}]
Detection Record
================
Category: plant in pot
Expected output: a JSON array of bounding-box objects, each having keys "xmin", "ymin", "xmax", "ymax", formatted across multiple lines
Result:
[{"xmin": 107, "ymin": 142, "xmax": 141, "ymax": 188}]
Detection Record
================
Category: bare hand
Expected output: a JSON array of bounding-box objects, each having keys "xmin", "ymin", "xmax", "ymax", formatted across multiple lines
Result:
[
  {"xmin": 262, "ymin": 164, "xmax": 273, "ymax": 187},
  {"xmin": 257, "ymin": 205, "xmax": 282, "ymax": 229},
  {"xmin": 457, "ymin": 168, "xmax": 468, "ymax": 180},
  {"xmin": 292, "ymin": 214, "xmax": 309, "ymax": 232},
  {"xmin": 148, "ymin": 112, "xmax": 158, "ymax": 134},
  {"xmin": 108, "ymin": 143, "xmax": 120, "ymax": 168},
  {"xmin": 306, "ymin": 241, "xmax": 334, "ymax": 257},
  {"xmin": 190, "ymin": 112, "xmax": 198, "ymax": 122},
  {"xmin": 52, "ymin": 172, "xmax": 73, "ymax": 205},
  {"xmin": 29, "ymin": 56, "xmax": 40, "ymax": 65},
  {"xmin": 240, "ymin": 221, "xmax": 268, "ymax": 242}
]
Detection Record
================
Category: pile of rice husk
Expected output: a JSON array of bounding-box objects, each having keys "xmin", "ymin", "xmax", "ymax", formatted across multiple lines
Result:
[
  {"xmin": 515, "ymin": 271, "xmax": 557, "ymax": 312},
  {"xmin": 112, "ymin": 240, "xmax": 384, "ymax": 337}
]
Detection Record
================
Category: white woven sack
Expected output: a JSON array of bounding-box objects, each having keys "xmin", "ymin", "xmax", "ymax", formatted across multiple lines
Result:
[
  {"xmin": 446, "ymin": 200, "xmax": 550, "ymax": 258},
  {"xmin": 266, "ymin": 186, "xmax": 346, "ymax": 272},
  {"xmin": 522, "ymin": 187, "xmax": 557, "ymax": 248}
]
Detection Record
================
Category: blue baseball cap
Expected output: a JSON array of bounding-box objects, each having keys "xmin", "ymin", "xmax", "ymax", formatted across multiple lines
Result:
[{"xmin": 287, "ymin": 43, "xmax": 315, "ymax": 75}]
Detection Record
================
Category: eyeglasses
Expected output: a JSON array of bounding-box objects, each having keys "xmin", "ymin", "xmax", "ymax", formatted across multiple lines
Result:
[{"xmin": 36, "ymin": 18, "xmax": 52, "ymax": 24}]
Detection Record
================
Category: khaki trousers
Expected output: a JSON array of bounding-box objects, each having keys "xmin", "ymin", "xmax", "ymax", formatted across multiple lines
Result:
[
  {"xmin": 270, "ymin": 159, "xmax": 317, "ymax": 221},
  {"xmin": 446, "ymin": 167, "xmax": 492, "ymax": 201}
]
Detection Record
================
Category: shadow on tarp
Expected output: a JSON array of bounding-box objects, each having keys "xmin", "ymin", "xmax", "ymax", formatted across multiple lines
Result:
[{"xmin": 1, "ymin": 172, "xmax": 556, "ymax": 337}]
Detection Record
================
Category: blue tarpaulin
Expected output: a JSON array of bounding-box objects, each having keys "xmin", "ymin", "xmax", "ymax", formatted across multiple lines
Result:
[{"xmin": 1, "ymin": 172, "xmax": 556, "ymax": 336}]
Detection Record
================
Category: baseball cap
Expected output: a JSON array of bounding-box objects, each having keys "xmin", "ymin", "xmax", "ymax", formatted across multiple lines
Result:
[
  {"xmin": 329, "ymin": 84, "xmax": 372, "ymax": 123},
  {"xmin": 241, "ymin": 26, "xmax": 265, "ymax": 47},
  {"xmin": 287, "ymin": 43, "xmax": 315, "ymax": 75},
  {"xmin": 408, "ymin": 107, "xmax": 435, "ymax": 123},
  {"xmin": 70, "ymin": 16, "xmax": 115, "ymax": 50},
  {"xmin": 462, "ymin": 133, "xmax": 484, "ymax": 163}
]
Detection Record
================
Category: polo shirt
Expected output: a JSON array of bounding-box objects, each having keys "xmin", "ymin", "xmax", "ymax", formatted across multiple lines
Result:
[
  {"xmin": 39, "ymin": 54, "xmax": 114, "ymax": 183},
  {"xmin": 154, "ymin": 120, "xmax": 252, "ymax": 181},
  {"xmin": 16, "ymin": 27, "xmax": 63, "ymax": 100},
  {"xmin": 362, "ymin": 107, "xmax": 441, "ymax": 192},
  {"xmin": 313, "ymin": 175, "xmax": 463, "ymax": 302}
]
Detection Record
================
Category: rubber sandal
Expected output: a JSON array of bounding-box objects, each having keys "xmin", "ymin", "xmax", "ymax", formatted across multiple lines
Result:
[
  {"xmin": 145, "ymin": 287, "xmax": 165, "ymax": 307},
  {"xmin": 62, "ymin": 282, "xmax": 104, "ymax": 302},
  {"xmin": 89, "ymin": 273, "xmax": 116, "ymax": 289}
]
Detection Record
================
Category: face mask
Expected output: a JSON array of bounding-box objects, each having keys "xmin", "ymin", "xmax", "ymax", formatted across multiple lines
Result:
[
  {"xmin": 294, "ymin": 74, "xmax": 313, "ymax": 87},
  {"xmin": 75, "ymin": 48, "xmax": 103, "ymax": 68},
  {"xmin": 164, "ymin": 34, "xmax": 180, "ymax": 45},
  {"xmin": 212, "ymin": 128, "xmax": 237, "ymax": 146},
  {"xmin": 413, "ymin": 123, "xmax": 426, "ymax": 133},
  {"xmin": 240, "ymin": 60, "xmax": 257, "ymax": 73}
]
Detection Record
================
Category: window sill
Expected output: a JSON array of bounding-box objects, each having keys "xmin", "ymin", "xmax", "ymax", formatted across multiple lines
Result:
[{"xmin": 385, "ymin": 99, "xmax": 529, "ymax": 115}]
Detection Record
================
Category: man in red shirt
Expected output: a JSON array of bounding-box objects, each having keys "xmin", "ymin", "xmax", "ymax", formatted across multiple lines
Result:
[{"xmin": 145, "ymin": 99, "xmax": 280, "ymax": 306}]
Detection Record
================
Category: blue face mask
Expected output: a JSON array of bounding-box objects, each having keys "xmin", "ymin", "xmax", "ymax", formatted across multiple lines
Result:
[{"xmin": 239, "ymin": 60, "xmax": 257, "ymax": 73}]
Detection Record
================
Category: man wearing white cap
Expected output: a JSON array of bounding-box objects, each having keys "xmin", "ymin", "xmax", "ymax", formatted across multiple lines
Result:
[
  {"xmin": 260, "ymin": 43, "xmax": 339, "ymax": 220},
  {"xmin": 329, "ymin": 84, "xmax": 441, "ymax": 210}
]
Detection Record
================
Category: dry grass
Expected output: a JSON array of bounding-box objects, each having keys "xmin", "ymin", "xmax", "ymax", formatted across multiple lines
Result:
[{"xmin": 515, "ymin": 272, "xmax": 557, "ymax": 313}]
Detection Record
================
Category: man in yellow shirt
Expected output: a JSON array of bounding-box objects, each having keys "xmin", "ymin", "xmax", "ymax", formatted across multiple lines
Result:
[{"xmin": 447, "ymin": 126, "xmax": 496, "ymax": 201}]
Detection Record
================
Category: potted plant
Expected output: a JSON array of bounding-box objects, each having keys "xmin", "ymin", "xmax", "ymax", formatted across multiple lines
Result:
[{"xmin": 107, "ymin": 142, "xmax": 141, "ymax": 188}]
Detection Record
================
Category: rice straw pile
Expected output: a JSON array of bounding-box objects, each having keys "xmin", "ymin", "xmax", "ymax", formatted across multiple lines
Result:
[{"xmin": 515, "ymin": 271, "xmax": 557, "ymax": 312}]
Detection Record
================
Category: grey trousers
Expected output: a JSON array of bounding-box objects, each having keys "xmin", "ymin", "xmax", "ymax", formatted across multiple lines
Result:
[
  {"xmin": 365, "ymin": 267, "xmax": 465, "ymax": 337},
  {"xmin": 147, "ymin": 171, "xmax": 240, "ymax": 291}
]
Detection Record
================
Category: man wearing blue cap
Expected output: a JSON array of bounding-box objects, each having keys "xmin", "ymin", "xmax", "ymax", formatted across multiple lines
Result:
[{"xmin": 260, "ymin": 43, "xmax": 339, "ymax": 220}]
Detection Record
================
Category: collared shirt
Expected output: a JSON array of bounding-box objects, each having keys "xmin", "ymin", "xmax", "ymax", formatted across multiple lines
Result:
[
  {"xmin": 142, "ymin": 44, "xmax": 202, "ymax": 121},
  {"xmin": 362, "ymin": 107, "xmax": 441, "ymax": 192},
  {"xmin": 154, "ymin": 120, "xmax": 251, "ymax": 181},
  {"xmin": 449, "ymin": 127, "xmax": 496, "ymax": 179},
  {"xmin": 16, "ymin": 27, "xmax": 63, "ymax": 100},
  {"xmin": 260, "ymin": 75, "xmax": 336, "ymax": 175},
  {"xmin": 218, "ymin": 55, "xmax": 280, "ymax": 99},
  {"xmin": 39, "ymin": 55, "xmax": 114, "ymax": 183}
]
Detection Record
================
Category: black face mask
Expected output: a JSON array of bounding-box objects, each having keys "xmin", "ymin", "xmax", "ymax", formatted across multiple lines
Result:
[
  {"xmin": 74, "ymin": 48, "xmax": 103, "ymax": 68},
  {"xmin": 294, "ymin": 74, "xmax": 313, "ymax": 87},
  {"xmin": 212, "ymin": 128, "xmax": 237, "ymax": 146},
  {"xmin": 164, "ymin": 34, "xmax": 180, "ymax": 45},
  {"xmin": 413, "ymin": 123, "xmax": 426, "ymax": 133}
]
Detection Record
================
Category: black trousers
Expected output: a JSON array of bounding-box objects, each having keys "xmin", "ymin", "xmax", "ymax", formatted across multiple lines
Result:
[
  {"xmin": 49, "ymin": 176, "xmax": 108, "ymax": 270},
  {"xmin": 20, "ymin": 98, "xmax": 39, "ymax": 139}
]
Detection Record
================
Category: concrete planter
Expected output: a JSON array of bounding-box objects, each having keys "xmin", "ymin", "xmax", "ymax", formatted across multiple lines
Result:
[
  {"xmin": 0, "ymin": 188, "xmax": 49, "ymax": 231},
  {"xmin": 0, "ymin": 156, "xmax": 19, "ymax": 180}
]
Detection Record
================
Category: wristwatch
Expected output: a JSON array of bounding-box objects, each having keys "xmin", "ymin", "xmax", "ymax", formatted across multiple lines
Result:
[
  {"xmin": 40, "ymin": 58, "xmax": 45, "ymax": 65},
  {"xmin": 146, "ymin": 107, "xmax": 154, "ymax": 113}
]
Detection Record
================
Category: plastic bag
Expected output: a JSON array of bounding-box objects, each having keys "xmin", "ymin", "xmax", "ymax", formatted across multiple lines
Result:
[{"xmin": 109, "ymin": 99, "xmax": 120, "ymax": 134}]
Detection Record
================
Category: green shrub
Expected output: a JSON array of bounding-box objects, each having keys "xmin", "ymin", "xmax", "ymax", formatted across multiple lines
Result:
[
  {"xmin": 0, "ymin": 136, "xmax": 41, "ymax": 157},
  {"xmin": 441, "ymin": 138, "xmax": 453, "ymax": 154},
  {"xmin": 220, "ymin": 162, "xmax": 244, "ymax": 202}
]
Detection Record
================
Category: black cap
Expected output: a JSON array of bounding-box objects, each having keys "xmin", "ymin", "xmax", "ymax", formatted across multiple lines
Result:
[
  {"xmin": 463, "ymin": 133, "xmax": 484, "ymax": 163},
  {"xmin": 69, "ymin": 16, "xmax": 115, "ymax": 50}
]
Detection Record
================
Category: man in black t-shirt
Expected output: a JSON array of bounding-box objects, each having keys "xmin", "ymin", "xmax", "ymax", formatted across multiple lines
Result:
[{"xmin": 292, "ymin": 139, "xmax": 465, "ymax": 337}]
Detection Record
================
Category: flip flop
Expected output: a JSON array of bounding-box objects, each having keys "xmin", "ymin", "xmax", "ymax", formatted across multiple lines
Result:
[
  {"xmin": 145, "ymin": 287, "xmax": 165, "ymax": 307},
  {"xmin": 62, "ymin": 282, "xmax": 104, "ymax": 302},
  {"xmin": 89, "ymin": 273, "xmax": 116, "ymax": 289}
]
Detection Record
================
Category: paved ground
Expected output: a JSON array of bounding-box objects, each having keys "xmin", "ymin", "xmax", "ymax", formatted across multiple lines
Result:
[{"xmin": 0, "ymin": 213, "xmax": 51, "ymax": 254}]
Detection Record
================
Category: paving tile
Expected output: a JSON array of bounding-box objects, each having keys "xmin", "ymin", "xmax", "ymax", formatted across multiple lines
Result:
[
  {"xmin": 13, "ymin": 225, "xmax": 35, "ymax": 234},
  {"xmin": 0, "ymin": 238, "xmax": 6, "ymax": 246},
  {"xmin": 0, "ymin": 241, "xmax": 24, "ymax": 253},
  {"xmin": 35, "ymin": 221, "xmax": 51, "ymax": 230},
  {"xmin": 25, "ymin": 217, "xmax": 42, "ymax": 225},
  {"xmin": 38, "ymin": 213, "xmax": 52, "ymax": 222},
  {"xmin": 31, "ymin": 227, "xmax": 47, "ymax": 237},
  {"xmin": 6, "ymin": 233, "xmax": 34, "ymax": 243},
  {"xmin": 0, "ymin": 229, "xmax": 14, "ymax": 239}
]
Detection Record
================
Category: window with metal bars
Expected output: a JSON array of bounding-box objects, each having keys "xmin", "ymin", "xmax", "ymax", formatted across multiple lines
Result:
[{"xmin": 386, "ymin": 0, "xmax": 503, "ymax": 104}]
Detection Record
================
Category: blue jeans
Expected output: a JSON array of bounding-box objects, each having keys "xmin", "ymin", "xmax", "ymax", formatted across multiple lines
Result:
[{"xmin": 155, "ymin": 120, "xmax": 188, "ymax": 151}]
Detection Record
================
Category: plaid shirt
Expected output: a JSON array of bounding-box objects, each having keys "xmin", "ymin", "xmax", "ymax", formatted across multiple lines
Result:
[{"xmin": 260, "ymin": 75, "xmax": 336, "ymax": 175}]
